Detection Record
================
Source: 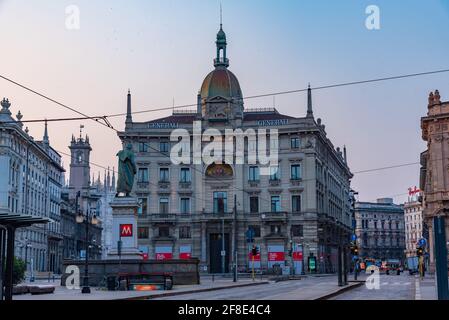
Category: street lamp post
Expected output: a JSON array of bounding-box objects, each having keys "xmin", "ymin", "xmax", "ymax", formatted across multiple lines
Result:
[
  {"xmin": 76, "ymin": 193, "xmax": 98, "ymax": 294},
  {"xmin": 221, "ymin": 217, "xmax": 225, "ymax": 275}
]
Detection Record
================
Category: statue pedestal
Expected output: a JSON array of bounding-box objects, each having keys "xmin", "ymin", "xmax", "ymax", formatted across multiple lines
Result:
[{"xmin": 107, "ymin": 197, "xmax": 143, "ymax": 260}]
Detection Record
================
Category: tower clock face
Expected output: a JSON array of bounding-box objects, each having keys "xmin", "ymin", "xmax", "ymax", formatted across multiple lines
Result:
[{"xmin": 76, "ymin": 151, "xmax": 84, "ymax": 164}]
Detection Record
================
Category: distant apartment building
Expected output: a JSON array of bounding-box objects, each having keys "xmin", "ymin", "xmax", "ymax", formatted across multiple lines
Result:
[
  {"xmin": 404, "ymin": 198, "xmax": 423, "ymax": 258},
  {"xmin": 355, "ymin": 198, "xmax": 405, "ymax": 262}
]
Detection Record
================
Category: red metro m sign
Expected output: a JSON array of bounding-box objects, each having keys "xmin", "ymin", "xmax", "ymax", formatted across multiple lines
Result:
[{"xmin": 120, "ymin": 224, "xmax": 133, "ymax": 237}]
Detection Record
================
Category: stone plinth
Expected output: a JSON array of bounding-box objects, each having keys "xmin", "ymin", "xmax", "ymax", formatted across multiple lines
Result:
[{"xmin": 107, "ymin": 197, "xmax": 142, "ymax": 260}]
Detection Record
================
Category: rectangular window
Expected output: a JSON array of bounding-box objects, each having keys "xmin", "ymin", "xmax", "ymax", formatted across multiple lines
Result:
[
  {"xmin": 138, "ymin": 168, "xmax": 149, "ymax": 183},
  {"xmin": 159, "ymin": 226, "xmax": 170, "ymax": 237},
  {"xmin": 138, "ymin": 198, "xmax": 148, "ymax": 215},
  {"xmin": 271, "ymin": 196, "xmax": 281, "ymax": 212},
  {"xmin": 159, "ymin": 197, "xmax": 169, "ymax": 214},
  {"xmin": 180, "ymin": 198, "xmax": 190, "ymax": 214},
  {"xmin": 291, "ymin": 164, "xmax": 301, "ymax": 180},
  {"xmin": 138, "ymin": 227, "xmax": 149, "ymax": 239},
  {"xmin": 269, "ymin": 166, "xmax": 280, "ymax": 181},
  {"xmin": 248, "ymin": 225, "xmax": 261, "ymax": 238},
  {"xmin": 180, "ymin": 168, "xmax": 191, "ymax": 183},
  {"xmin": 250, "ymin": 196, "xmax": 259, "ymax": 213},
  {"xmin": 139, "ymin": 142, "xmax": 148, "ymax": 153},
  {"xmin": 160, "ymin": 141, "xmax": 169, "ymax": 153},
  {"xmin": 292, "ymin": 195, "xmax": 301, "ymax": 212},
  {"xmin": 179, "ymin": 226, "xmax": 191, "ymax": 239},
  {"xmin": 291, "ymin": 137, "xmax": 300, "ymax": 149},
  {"xmin": 159, "ymin": 168, "xmax": 170, "ymax": 182},
  {"xmin": 248, "ymin": 166, "xmax": 260, "ymax": 182},
  {"xmin": 270, "ymin": 225, "xmax": 281, "ymax": 234},
  {"xmin": 291, "ymin": 225, "xmax": 303, "ymax": 237},
  {"xmin": 213, "ymin": 192, "xmax": 227, "ymax": 214}
]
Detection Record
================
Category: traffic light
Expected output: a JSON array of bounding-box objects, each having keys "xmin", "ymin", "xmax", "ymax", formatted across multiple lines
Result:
[
  {"xmin": 350, "ymin": 244, "xmax": 359, "ymax": 256},
  {"xmin": 252, "ymin": 245, "xmax": 259, "ymax": 257},
  {"xmin": 416, "ymin": 247, "xmax": 424, "ymax": 256}
]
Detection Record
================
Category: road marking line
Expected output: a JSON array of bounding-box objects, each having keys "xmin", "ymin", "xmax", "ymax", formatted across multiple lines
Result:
[{"xmin": 415, "ymin": 278, "xmax": 422, "ymax": 300}]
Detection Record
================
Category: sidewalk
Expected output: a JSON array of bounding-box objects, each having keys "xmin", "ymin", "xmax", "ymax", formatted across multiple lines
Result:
[
  {"xmin": 13, "ymin": 278, "xmax": 269, "ymax": 300},
  {"xmin": 414, "ymin": 275, "xmax": 438, "ymax": 300}
]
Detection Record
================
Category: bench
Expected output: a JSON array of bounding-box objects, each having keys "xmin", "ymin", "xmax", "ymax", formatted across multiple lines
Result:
[
  {"xmin": 116, "ymin": 272, "xmax": 173, "ymax": 291},
  {"xmin": 29, "ymin": 285, "xmax": 55, "ymax": 295}
]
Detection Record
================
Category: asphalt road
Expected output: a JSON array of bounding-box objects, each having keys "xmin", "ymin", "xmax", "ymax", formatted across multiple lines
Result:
[
  {"xmin": 331, "ymin": 273, "xmax": 414, "ymax": 300},
  {"xmin": 154, "ymin": 276, "xmax": 347, "ymax": 300}
]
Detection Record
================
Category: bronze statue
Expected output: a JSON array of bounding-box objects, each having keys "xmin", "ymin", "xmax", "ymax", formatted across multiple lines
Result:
[{"xmin": 116, "ymin": 143, "xmax": 137, "ymax": 197}]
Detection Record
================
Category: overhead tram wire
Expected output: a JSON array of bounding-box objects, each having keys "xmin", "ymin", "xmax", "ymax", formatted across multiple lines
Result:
[
  {"xmin": 2, "ymin": 67, "xmax": 449, "ymax": 121},
  {"xmin": 54, "ymin": 148, "xmax": 211, "ymax": 204},
  {"xmin": 104, "ymin": 67, "xmax": 449, "ymax": 118},
  {"xmin": 2, "ymin": 68, "xmax": 448, "ymax": 205}
]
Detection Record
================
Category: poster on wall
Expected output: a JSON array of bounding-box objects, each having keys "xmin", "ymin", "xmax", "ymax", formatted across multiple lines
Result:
[
  {"xmin": 179, "ymin": 245, "xmax": 192, "ymax": 259},
  {"xmin": 155, "ymin": 245, "xmax": 173, "ymax": 260},
  {"xmin": 267, "ymin": 245, "xmax": 285, "ymax": 268}
]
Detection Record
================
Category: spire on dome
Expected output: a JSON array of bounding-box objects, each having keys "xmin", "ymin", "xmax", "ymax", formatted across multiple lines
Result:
[{"xmin": 214, "ymin": 6, "xmax": 229, "ymax": 68}]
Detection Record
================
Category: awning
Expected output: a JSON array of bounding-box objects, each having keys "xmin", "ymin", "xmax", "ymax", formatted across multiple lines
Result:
[{"xmin": 0, "ymin": 212, "xmax": 49, "ymax": 228}]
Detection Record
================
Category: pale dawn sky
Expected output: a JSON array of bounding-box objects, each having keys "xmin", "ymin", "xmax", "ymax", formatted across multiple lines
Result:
[{"xmin": 1, "ymin": 0, "xmax": 449, "ymax": 203}]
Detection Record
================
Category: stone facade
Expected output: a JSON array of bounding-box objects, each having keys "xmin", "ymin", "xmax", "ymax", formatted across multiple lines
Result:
[
  {"xmin": 420, "ymin": 90, "xmax": 449, "ymax": 272},
  {"xmin": 62, "ymin": 132, "xmax": 116, "ymax": 262},
  {"xmin": 117, "ymin": 25, "xmax": 353, "ymax": 274},
  {"xmin": 355, "ymin": 198, "xmax": 405, "ymax": 262},
  {"xmin": 404, "ymin": 198, "xmax": 423, "ymax": 258},
  {"xmin": 0, "ymin": 98, "xmax": 65, "ymax": 273}
]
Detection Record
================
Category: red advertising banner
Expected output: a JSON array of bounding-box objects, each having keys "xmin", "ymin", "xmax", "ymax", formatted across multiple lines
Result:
[
  {"xmin": 248, "ymin": 252, "xmax": 261, "ymax": 261},
  {"xmin": 293, "ymin": 252, "xmax": 303, "ymax": 261},
  {"xmin": 156, "ymin": 253, "xmax": 173, "ymax": 260},
  {"xmin": 179, "ymin": 253, "xmax": 191, "ymax": 259},
  {"xmin": 120, "ymin": 224, "xmax": 133, "ymax": 237},
  {"xmin": 268, "ymin": 252, "xmax": 285, "ymax": 262}
]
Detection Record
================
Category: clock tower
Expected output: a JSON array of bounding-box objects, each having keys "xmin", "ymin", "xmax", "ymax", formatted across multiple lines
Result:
[{"xmin": 69, "ymin": 128, "xmax": 92, "ymax": 199}]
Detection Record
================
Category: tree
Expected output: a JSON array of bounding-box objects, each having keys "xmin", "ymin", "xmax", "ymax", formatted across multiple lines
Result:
[{"xmin": 12, "ymin": 257, "xmax": 26, "ymax": 285}]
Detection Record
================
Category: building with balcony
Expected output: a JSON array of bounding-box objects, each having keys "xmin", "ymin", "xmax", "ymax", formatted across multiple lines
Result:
[
  {"xmin": 117, "ymin": 24, "xmax": 353, "ymax": 274},
  {"xmin": 355, "ymin": 198, "xmax": 405, "ymax": 262},
  {"xmin": 404, "ymin": 197, "xmax": 424, "ymax": 258},
  {"xmin": 0, "ymin": 98, "xmax": 65, "ymax": 274}
]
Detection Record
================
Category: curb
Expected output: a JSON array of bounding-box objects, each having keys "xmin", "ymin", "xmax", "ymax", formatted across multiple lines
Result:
[
  {"xmin": 314, "ymin": 281, "xmax": 364, "ymax": 300},
  {"xmin": 121, "ymin": 281, "xmax": 270, "ymax": 300}
]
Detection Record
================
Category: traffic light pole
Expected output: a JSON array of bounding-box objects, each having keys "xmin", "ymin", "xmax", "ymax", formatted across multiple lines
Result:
[
  {"xmin": 232, "ymin": 195, "xmax": 237, "ymax": 283},
  {"xmin": 434, "ymin": 216, "xmax": 449, "ymax": 300},
  {"xmin": 252, "ymin": 255, "xmax": 255, "ymax": 281},
  {"xmin": 337, "ymin": 245, "xmax": 343, "ymax": 286}
]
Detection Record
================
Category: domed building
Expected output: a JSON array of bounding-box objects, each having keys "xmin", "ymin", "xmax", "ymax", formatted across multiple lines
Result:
[{"xmin": 118, "ymin": 24, "xmax": 353, "ymax": 275}]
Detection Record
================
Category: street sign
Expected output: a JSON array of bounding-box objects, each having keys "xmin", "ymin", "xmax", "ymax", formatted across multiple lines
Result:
[
  {"xmin": 221, "ymin": 250, "xmax": 226, "ymax": 257},
  {"xmin": 418, "ymin": 238, "xmax": 427, "ymax": 247},
  {"xmin": 246, "ymin": 228, "xmax": 255, "ymax": 243},
  {"xmin": 120, "ymin": 224, "xmax": 133, "ymax": 237},
  {"xmin": 351, "ymin": 234, "xmax": 357, "ymax": 242}
]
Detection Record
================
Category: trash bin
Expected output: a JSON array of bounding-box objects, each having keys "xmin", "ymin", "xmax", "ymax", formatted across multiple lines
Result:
[
  {"xmin": 107, "ymin": 276, "xmax": 117, "ymax": 291},
  {"xmin": 272, "ymin": 264, "xmax": 282, "ymax": 276},
  {"xmin": 164, "ymin": 277, "xmax": 173, "ymax": 290}
]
